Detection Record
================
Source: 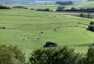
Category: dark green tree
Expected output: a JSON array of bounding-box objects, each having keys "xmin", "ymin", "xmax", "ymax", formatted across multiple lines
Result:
[{"xmin": 29, "ymin": 47, "xmax": 81, "ymax": 64}]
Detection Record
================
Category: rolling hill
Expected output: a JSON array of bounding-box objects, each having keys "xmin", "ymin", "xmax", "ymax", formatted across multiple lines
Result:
[
  {"xmin": 0, "ymin": 9, "xmax": 93, "ymax": 58},
  {"xmin": 76, "ymin": 1, "xmax": 94, "ymax": 8}
]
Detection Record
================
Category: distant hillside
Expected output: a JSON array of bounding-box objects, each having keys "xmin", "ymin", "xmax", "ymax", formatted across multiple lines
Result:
[
  {"xmin": 0, "ymin": 0, "xmax": 88, "ymax": 6},
  {"xmin": 75, "ymin": 1, "xmax": 94, "ymax": 8},
  {"xmin": 88, "ymin": 0, "xmax": 94, "ymax": 1}
]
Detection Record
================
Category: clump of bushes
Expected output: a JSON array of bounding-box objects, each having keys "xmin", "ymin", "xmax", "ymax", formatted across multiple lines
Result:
[
  {"xmin": 79, "ymin": 13, "xmax": 92, "ymax": 18},
  {"xmin": 0, "ymin": 26, "xmax": 6, "ymax": 29},
  {"xmin": 0, "ymin": 5, "xmax": 11, "ymax": 9},
  {"xmin": 43, "ymin": 41, "xmax": 57, "ymax": 48},
  {"xmin": 29, "ymin": 47, "xmax": 82, "ymax": 64},
  {"xmin": 79, "ymin": 13, "xmax": 84, "ymax": 17},
  {"xmin": 87, "ymin": 21, "xmax": 94, "ymax": 32},
  {"xmin": 56, "ymin": 6, "xmax": 65, "ymax": 11},
  {"xmin": 36, "ymin": 8, "xmax": 50, "ymax": 12},
  {"xmin": 0, "ymin": 45, "xmax": 25, "ymax": 64},
  {"xmin": 1, "ymin": 43, "xmax": 94, "ymax": 64},
  {"xmin": 86, "ymin": 46, "xmax": 94, "ymax": 64},
  {"xmin": 13, "ymin": 6, "xmax": 28, "ymax": 9},
  {"xmin": 29, "ymin": 46, "xmax": 94, "ymax": 64}
]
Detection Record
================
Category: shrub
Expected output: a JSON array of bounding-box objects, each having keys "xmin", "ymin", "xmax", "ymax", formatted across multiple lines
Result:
[
  {"xmin": 78, "ymin": 57, "xmax": 86, "ymax": 64},
  {"xmin": 90, "ymin": 21, "xmax": 94, "ymax": 25},
  {"xmin": 86, "ymin": 46, "xmax": 94, "ymax": 64},
  {"xmin": 80, "ymin": 13, "xmax": 84, "ymax": 17},
  {"xmin": 0, "ymin": 27, "xmax": 6, "ymax": 29},
  {"xmin": 31, "ymin": 8, "xmax": 34, "ymax": 10},
  {"xmin": 0, "ymin": 5, "xmax": 11, "ymax": 9},
  {"xmin": 36, "ymin": 8, "xmax": 50, "ymax": 12},
  {"xmin": 1, "ymin": 27, "xmax": 6, "ymax": 29},
  {"xmin": 87, "ymin": 21, "xmax": 94, "ymax": 32},
  {"xmin": 43, "ymin": 41, "xmax": 57, "ymax": 48},
  {"xmin": 56, "ymin": 6, "xmax": 65, "ymax": 11},
  {"xmin": 13, "ymin": 6, "xmax": 28, "ymax": 9},
  {"xmin": 29, "ymin": 47, "xmax": 81, "ymax": 64},
  {"xmin": 87, "ymin": 25, "xmax": 94, "ymax": 31},
  {"xmin": 0, "ymin": 45, "xmax": 25, "ymax": 64}
]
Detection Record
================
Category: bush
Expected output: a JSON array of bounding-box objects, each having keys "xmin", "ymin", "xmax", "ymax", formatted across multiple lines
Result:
[
  {"xmin": 87, "ymin": 21, "xmax": 94, "ymax": 32},
  {"xmin": 86, "ymin": 46, "xmax": 94, "ymax": 64},
  {"xmin": 29, "ymin": 47, "xmax": 81, "ymax": 64},
  {"xmin": 13, "ymin": 6, "xmax": 28, "ymax": 9},
  {"xmin": 36, "ymin": 8, "xmax": 50, "ymax": 12},
  {"xmin": 43, "ymin": 41, "xmax": 57, "ymax": 48},
  {"xmin": 90, "ymin": 21, "xmax": 94, "ymax": 25},
  {"xmin": 56, "ymin": 6, "xmax": 65, "ymax": 11},
  {"xmin": 79, "ymin": 13, "xmax": 84, "ymax": 17},
  {"xmin": 0, "ymin": 27, "xmax": 6, "ymax": 29},
  {"xmin": 31, "ymin": 8, "xmax": 34, "ymax": 10},
  {"xmin": 0, "ymin": 45, "xmax": 25, "ymax": 64},
  {"xmin": 0, "ymin": 5, "xmax": 11, "ymax": 9}
]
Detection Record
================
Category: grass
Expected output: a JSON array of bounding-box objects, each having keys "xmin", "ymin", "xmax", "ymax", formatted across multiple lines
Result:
[{"xmin": 0, "ymin": 9, "xmax": 93, "ymax": 59}]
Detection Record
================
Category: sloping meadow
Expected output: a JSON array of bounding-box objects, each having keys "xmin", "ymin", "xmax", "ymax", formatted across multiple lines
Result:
[{"xmin": 0, "ymin": 9, "xmax": 93, "ymax": 58}]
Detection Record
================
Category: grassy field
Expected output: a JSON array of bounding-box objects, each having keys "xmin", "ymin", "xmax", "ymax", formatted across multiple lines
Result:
[{"xmin": 0, "ymin": 9, "xmax": 93, "ymax": 59}]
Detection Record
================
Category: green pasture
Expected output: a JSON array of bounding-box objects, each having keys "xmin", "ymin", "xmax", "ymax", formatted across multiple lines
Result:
[{"xmin": 0, "ymin": 9, "xmax": 93, "ymax": 58}]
